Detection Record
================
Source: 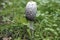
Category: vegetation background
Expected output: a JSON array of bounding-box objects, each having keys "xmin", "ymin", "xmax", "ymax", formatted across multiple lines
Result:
[{"xmin": 0, "ymin": 0, "xmax": 60, "ymax": 40}]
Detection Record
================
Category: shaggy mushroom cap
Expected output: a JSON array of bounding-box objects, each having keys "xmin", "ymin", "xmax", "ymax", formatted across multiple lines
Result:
[{"xmin": 25, "ymin": 1, "xmax": 37, "ymax": 21}]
